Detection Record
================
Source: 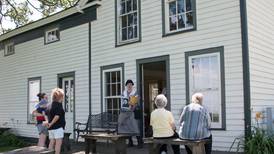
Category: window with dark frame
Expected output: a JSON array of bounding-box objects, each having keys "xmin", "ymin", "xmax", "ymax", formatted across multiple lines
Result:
[
  {"xmin": 164, "ymin": 0, "xmax": 195, "ymax": 34},
  {"xmin": 45, "ymin": 28, "xmax": 60, "ymax": 44},
  {"xmin": 116, "ymin": 0, "xmax": 140, "ymax": 45},
  {"xmin": 186, "ymin": 48, "xmax": 225, "ymax": 129},
  {"xmin": 103, "ymin": 68, "xmax": 123, "ymax": 120},
  {"xmin": 4, "ymin": 43, "xmax": 15, "ymax": 56}
]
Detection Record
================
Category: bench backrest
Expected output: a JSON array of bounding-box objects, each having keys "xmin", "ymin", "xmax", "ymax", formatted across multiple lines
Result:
[{"xmin": 86, "ymin": 112, "xmax": 118, "ymax": 131}]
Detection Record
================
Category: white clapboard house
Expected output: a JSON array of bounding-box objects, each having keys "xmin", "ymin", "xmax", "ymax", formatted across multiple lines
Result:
[{"xmin": 0, "ymin": 0, "xmax": 273, "ymax": 152}]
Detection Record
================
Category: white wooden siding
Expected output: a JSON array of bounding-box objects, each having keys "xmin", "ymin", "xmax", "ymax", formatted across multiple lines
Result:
[
  {"xmin": 0, "ymin": 24, "xmax": 90, "ymax": 138},
  {"xmin": 90, "ymin": 0, "xmax": 244, "ymax": 151},
  {"xmin": 247, "ymin": 0, "xmax": 274, "ymax": 124}
]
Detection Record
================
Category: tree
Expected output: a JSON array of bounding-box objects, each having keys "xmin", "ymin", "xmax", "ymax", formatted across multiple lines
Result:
[{"xmin": 0, "ymin": 0, "xmax": 78, "ymax": 34}]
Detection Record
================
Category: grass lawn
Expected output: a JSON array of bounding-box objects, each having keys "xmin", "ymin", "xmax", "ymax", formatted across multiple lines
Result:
[{"xmin": 0, "ymin": 146, "xmax": 20, "ymax": 152}]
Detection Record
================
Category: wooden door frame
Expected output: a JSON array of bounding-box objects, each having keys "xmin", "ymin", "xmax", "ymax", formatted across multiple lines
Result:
[{"xmin": 136, "ymin": 55, "xmax": 170, "ymax": 137}]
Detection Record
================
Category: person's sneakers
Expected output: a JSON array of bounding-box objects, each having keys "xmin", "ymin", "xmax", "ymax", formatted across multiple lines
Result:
[{"xmin": 161, "ymin": 151, "xmax": 167, "ymax": 154}]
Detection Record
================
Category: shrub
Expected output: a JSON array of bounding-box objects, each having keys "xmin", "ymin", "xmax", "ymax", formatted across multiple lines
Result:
[
  {"xmin": 245, "ymin": 127, "xmax": 274, "ymax": 154},
  {"xmin": 0, "ymin": 131, "xmax": 26, "ymax": 147}
]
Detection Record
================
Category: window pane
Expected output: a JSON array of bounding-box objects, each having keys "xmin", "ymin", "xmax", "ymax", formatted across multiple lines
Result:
[
  {"xmin": 128, "ymin": 14, "xmax": 134, "ymax": 26},
  {"xmin": 117, "ymin": 71, "xmax": 121, "ymax": 82},
  {"xmin": 177, "ymin": 0, "xmax": 185, "ymax": 13},
  {"xmin": 178, "ymin": 14, "xmax": 185, "ymax": 29},
  {"xmin": 112, "ymin": 84, "xmax": 116, "ymax": 96},
  {"xmin": 133, "ymin": 12, "xmax": 138, "ymax": 25},
  {"xmin": 186, "ymin": 12, "xmax": 193, "ymax": 27},
  {"xmin": 106, "ymin": 83, "xmax": 111, "ymax": 96},
  {"xmin": 169, "ymin": 1, "xmax": 176, "ymax": 16},
  {"xmin": 113, "ymin": 99, "xmax": 118, "ymax": 109},
  {"xmin": 122, "ymin": 28, "xmax": 127, "ymax": 41},
  {"xmin": 117, "ymin": 83, "xmax": 121, "ymax": 95},
  {"xmin": 134, "ymin": 25, "xmax": 138, "ymax": 38},
  {"xmin": 105, "ymin": 72, "xmax": 111, "ymax": 83},
  {"xmin": 121, "ymin": 16, "xmax": 127, "ymax": 28},
  {"xmin": 133, "ymin": 0, "xmax": 137, "ymax": 11},
  {"xmin": 128, "ymin": 27, "xmax": 133, "ymax": 39},
  {"xmin": 120, "ymin": 1, "xmax": 126, "ymax": 14},
  {"xmin": 169, "ymin": 16, "xmax": 177, "ymax": 31},
  {"xmin": 111, "ymin": 71, "xmax": 117, "ymax": 83},
  {"xmin": 126, "ymin": 0, "xmax": 132, "ymax": 13},
  {"xmin": 186, "ymin": 0, "xmax": 192, "ymax": 11},
  {"xmin": 107, "ymin": 99, "xmax": 112, "ymax": 110}
]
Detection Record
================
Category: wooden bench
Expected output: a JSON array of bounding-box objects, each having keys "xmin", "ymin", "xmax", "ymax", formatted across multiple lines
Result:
[
  {"xmin": 81, "ymin": 133, "xmax": 131, "ymax": 154},
  {"xmin": 144, "ymin": 137, "xmax": 210, "ymax": 154},
  {"xmin": 74, "ymin": 112, "xmax": 118, "ymax": 142}
]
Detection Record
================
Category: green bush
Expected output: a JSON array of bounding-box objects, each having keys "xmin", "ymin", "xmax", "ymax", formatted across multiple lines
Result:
[
  {"xmin": 245, "ymin": 127, "xmax": 274, "ymax": 154},
  {"xmin": 0, "ymin": 131, "xmax": 26, "ymax": 147}
]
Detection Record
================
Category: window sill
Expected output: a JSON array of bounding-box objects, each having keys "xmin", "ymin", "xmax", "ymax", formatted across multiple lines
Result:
[
  {"xmin": 44, "ymin": 39, "xmax": 60, "ymax": 45},
  {"xmin": 115, "ymin": 39, "xmax": 141, "ymax": 47},
  {"xmin": 210, "ymin": 127, "xmax": 226, "ymax": 131},
  {"xmin": 163, "ymin": 27, "xmax": 196, "ymax": 37},
  {"xmin": 4, "ymin": 53, "xmax": 15, "ymax": 57}
]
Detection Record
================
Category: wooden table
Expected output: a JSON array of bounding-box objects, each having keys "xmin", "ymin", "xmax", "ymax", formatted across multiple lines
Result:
[
  {"xmin": 145, "ymin": 138, "xmax": 210, "ymax": 154},
  {"xmin": 4, "ymin": 146, "xmax": 54, "ymax": 154},
  {"xmin": 81, "ymin": 133, "xmax": 130, "ymax": 154}
]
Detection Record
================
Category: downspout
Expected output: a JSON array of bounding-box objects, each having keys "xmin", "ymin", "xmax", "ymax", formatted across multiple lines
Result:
[
  {"xmin": 240, "ymin": 0, "xmax": 251, "ymax": 137},
  {"xmin": 88, "ymin": 21, "xmax": 92, "ymax": 132}
]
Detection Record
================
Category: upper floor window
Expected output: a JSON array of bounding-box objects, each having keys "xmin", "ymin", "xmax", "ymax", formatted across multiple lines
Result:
[
  {"xmin": 116, "ymin": 0, "xmax": 140, "ymax": 46},
  {"xmin": 45, "ymin": 28, "xmax": 60, "ymax": 44},
  {"xmin": 4, "ymin": 43, "xmax": 15, "ymax": 56},
  {"xmin": 163, "ymin": 0, "xmax": 196, "ymax": 35}
]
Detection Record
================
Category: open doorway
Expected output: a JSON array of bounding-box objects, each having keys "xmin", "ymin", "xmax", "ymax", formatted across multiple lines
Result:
[{"xmin": 137, "ymin": 55, "xmax": 170, "ymax": 137}]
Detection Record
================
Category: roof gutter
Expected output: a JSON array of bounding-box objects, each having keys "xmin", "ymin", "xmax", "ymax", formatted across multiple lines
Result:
[{"xmin": 240, "ymin": 0, "xmax": 251, "ymax": 137}]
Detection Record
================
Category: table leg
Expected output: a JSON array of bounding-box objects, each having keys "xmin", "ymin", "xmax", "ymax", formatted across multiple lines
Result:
[
  {"xmin": 114, "ymin": 138, "xmax": 127, "ymax": 154},
  {"xmin": 91, "ymin": 139, "xmax": 97, "ymax": 153},
  {"xmin": 191, "ymin": 143, "xmax": 205, "ymax": 154},
  {"xmin": 85, "ymin": 138, "xmax": 90, "ymax": 154}
]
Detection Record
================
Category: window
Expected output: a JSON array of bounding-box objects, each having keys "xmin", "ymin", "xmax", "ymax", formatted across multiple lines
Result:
[
  {"xmin": 28, "ymin": 77, "xmax": 41, "ymax": 123},
  {"xmin": 4, "ymin": 43, "xmax": 15, "ymax": 56},
  {"xmin": 102, "ymin": 66, "xmax": 123, "ymax": 120},
  {"xmin": 116, "ymin": 0, "xmax": 140, "ymax": 45},
  {"xmin": 186, "ymin": 47, "xmax": 225, "ymax": 129},
  {"xmin": 45, "ymin": 28, "xmax": 60, "ymax": 44},
  {"xmin": 163, "ymin": 0, "xmax": 196, "ymax": 35}
]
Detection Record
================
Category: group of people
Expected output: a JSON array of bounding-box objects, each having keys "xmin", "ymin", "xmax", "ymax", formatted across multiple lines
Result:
[
  {"xmin": 33, "ymin": 80, "xmax": 212, "ymax": 154},
  {"xmin": 32, "ymin": 88, "xmax": 66, "ymax": 154},
  {"xmin": 120, "ymin": 79, "xmax": 212, "ymax": 154}
]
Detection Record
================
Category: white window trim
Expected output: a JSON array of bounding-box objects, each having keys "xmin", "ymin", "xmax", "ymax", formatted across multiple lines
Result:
[
  {"xmin": 188, "ymin": 52, "xmax": 222, "ymax": 128},
  {"xmin": 4, "ymin": 42, "xmax": 15, "ymax": 56},
  {"xmin": 45, "ymin": 28, "xmax": 60, "ymax": 44},
  {"xmin": 164, "ymin": 0, "xmax": 195, "ymax": 34},
  {"xmin": 102, "ymin": 67, "xmax": 123, "ymax": 112},
  {"xmin": 116, "ymin": 0, "xmax": 140, "ymax": 45},
  {"xmin": 28, "ymin": 78, "xmax": 41, "ymax": 124}
]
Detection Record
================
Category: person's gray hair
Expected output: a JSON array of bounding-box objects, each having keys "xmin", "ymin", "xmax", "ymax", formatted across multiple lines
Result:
[
  {"xmin": 191, "ymin": 93, "xmax": 203, "ymax": 104},
  {"xmin": 154, "ymin": 94, "xmax": 167, "ymax": 108}
]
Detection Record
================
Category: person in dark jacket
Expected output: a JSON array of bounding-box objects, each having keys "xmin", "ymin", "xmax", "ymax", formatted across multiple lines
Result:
[{"xmin": 44, "ymin": 88, "xmax": 66, "ymax": 154}]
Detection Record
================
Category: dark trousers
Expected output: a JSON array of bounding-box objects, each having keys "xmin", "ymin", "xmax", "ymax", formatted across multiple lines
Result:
[
  {"xmin": 128, "ymin": 136, "xmax": 143, "ymax": 146},
  {"xmin": 154, "ymin": 133, "xmax": 180, "ymax": 154},
  {"xmin": 185, "ymin": 135, "xmax": 212, "ymax": 154}
]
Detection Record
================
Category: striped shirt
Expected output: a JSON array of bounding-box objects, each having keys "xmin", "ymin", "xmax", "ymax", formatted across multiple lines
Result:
[{"xmin": 178, "ymin": 103, "xmax": 211, "ymax": 140}]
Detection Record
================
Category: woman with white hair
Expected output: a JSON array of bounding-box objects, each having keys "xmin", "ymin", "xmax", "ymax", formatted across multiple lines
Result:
[
  {"xmin": 150, "ymin": 94, "xmax": 180, "ymax": 154},
  {"xmin": 178, "ymin": 93, "xmax": 212, "ymax": 154}
]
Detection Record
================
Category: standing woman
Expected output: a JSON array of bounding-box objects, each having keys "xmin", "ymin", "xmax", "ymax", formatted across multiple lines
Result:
[
  {"xmin": 32, "ymin": 93, "xmax": 48, "ymax": 147},
  {"xmin": 121, "ymin": 79, "xmax": 143, "ymax": 148},
  {"xmin": 178, "ymin": 93, "xmax": 212, "ymax": 154},
  {"xmin": 45, "ymin": 88, "xmax": 66, "ymax": 154}
]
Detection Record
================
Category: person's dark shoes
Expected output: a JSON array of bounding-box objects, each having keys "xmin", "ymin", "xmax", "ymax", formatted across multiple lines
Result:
[
  {"xmin": 137, "ymin": 143, "xmax": 143, "ymax": 149},
  {"xmin": 128, "ymin": 138, "xmax": 134, "ymax": 147}
]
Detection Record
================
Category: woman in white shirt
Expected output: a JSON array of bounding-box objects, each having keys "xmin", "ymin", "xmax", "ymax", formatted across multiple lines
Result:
[{"xmin": 150, "ymin": 94, "xmax": 180, "ymax": 154}]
